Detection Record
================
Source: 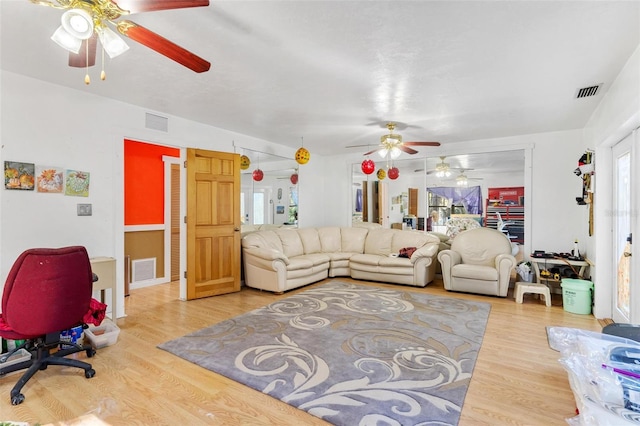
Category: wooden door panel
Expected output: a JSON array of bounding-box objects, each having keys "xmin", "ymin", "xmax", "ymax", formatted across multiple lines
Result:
[
  {"xmin": 171, "ymin": 164, "xmax": 180, "ymax": 281},
  {"xmin": 187, "ymin": 149, "xmax": 241, "ymax": 300}
]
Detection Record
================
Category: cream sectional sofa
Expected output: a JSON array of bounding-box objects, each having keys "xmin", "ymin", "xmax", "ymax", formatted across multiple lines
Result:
[{"xmin": 241, "ymin": 227, "xmax": 441, "ymax": 293}]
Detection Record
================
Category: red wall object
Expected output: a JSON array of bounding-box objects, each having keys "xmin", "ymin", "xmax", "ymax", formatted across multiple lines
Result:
[
  {"xmin": 487, "ymin": 187, "xmax": 524, "ymax": 205},
  {"xmin": 124, "ymin": 139, "xmax": 179, "ymax": 225}
]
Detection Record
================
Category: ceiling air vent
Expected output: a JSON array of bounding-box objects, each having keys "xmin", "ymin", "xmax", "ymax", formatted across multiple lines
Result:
[{"xmin": 575, "ymin": 84, "xmax": 603, "ymax": 99}]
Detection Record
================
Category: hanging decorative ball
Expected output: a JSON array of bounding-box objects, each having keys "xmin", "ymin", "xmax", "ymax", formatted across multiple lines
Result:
[
  {"xmin": 240, "ymin": 155, "xmax": 251, "ymax": 170},
  {"xmin": 388, "ymin": 166, "xmax": 400, "ymax": 180},
  {"xmin": 252, "ymin": 169, "xmax": 264, "ymax": 181},
  {"xmin": 361, "ymin": 159, "xmax": 375, "ymax": 175},
  {"xmin": 290, "ymin": 173, "xmax": 299, "ymax": 185},
  {"xmin": 295, "ymin": 147, "xmax": 310, "ymax": 164},
  {"xmin": 377, "ymin": 168, "xmax": 386, "ymax": 180}
]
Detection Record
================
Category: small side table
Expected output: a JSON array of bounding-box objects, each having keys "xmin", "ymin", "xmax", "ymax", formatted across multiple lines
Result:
[
  {"xmin": 90, "ymin": 257, "xmax": 116, "ymax": 318},
  {"xmin": 515, "ymin": 282, "xmax": 552, "ymax": 307}
]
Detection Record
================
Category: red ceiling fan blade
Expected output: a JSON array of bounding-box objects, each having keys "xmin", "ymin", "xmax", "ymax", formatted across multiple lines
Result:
[
  {"xmin": 398, "ymin": 145, "xmax": 419, "ymax": 155},
  {"xmin": 117, "ymin": 20, "xmax": 211, "ymax": 73},
  {"xmin": 363, "ymin": 148, "xmax": 382, "ymax": 156},
  {"xmin": 69, "ymin": 35, "xmax": 98, "ymax": 68},
  {"xmin": 403, "ymin": 141, "xmax": 441, "ymax": 146},
  {"xmin": 112, "ymin": 0, "xmax": 209, "ymax": 14}
]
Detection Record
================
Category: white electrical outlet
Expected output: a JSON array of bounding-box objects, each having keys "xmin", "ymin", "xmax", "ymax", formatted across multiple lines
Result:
[{"xmin": 77, "ymin": 204, "xmax": 92, "ymax": 216}]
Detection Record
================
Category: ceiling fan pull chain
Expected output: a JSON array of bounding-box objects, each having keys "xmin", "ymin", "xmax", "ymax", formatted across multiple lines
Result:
[
  {"xmin": 101, "ymin": 44, "xmax": 106, "ymax": 81},
  {"xmin": 84, "ymin": 42, "xmax": 90, "ymax": 85}
]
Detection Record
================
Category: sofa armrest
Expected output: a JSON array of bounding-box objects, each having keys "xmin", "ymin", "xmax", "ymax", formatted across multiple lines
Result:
[
  {"xmin": 437, "ymin": 249, "xmax": 461, "ymax": 290},
  {"xmin": 495, "ymin": 254, "xmax": 517, "ymax": 275},
  {"xmin": 243, "ymin": 247, "xmax": 290, "ymax": 265},
  {"xmin": 409, "ymin": 244, "xmax": 438, "ymax": 265},
  {"xmin": 437, "ymin": 249, "xmax": 462, "ymax": 266}
]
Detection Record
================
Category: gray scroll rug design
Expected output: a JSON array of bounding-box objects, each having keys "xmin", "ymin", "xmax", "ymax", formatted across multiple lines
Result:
[{"xmin": 158, "ymin": 281, "xmax": 490, "ymax": 425}]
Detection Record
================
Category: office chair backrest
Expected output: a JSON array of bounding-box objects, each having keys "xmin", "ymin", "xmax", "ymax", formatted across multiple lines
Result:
[{"xmin": 2, "ymin": 246, "xmax": 93, "ymax": 338}]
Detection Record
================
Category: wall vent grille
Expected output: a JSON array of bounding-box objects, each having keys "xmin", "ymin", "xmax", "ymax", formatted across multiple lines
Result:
[
  {"xmin": 145, "ymin": 113, "xmax": 169, "ymax": 132},
  {"xmin": 575, "ymin": 84, "xmax": 603, "ymax": 99},
  {"xmin": 132, "ymin": 258, "xmax": 156, "ymax": 283}
]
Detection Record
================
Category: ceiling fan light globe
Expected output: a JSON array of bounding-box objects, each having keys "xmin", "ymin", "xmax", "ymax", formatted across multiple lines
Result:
[
  {"xmin": 51, "ymin": 26, "xmax": 82, "ymax": 54},
  {"xmin": 61, "ymin": 9, "xmax": 94, "ymax": 40},
  {"xmin": 96, "ymin": 25, "xmax": 129, "ymax": 58},
  {"xmin": 378, "ymin": 148, "xmax": 389, "ymax": 159},
  {"xmin": 390, "ymin": 147, "xmax": 401, "ymax": 159}
]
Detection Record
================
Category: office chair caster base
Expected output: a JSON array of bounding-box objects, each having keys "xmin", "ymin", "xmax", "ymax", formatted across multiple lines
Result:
[
  {"xmin": 85, "ymin": 368, "xmax": 95, "ymax": 378},
  {"xmin": 86, "ymin": 348, "xmax": 96, "ymax": 358},
  {"xmin": 11, "ymin": 392, "xmax": 25, "ymax": 405}
]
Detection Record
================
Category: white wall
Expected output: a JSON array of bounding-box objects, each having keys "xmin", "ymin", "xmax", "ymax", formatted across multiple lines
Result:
[
  {"xmin": 0, "ymin": 71, "xmax": 293, "ymax": 317},
  {"xmin": 3, "ymin": 35, "xmax": 638, "ymax": 320},
  {"xmin": 585, "ymin": 44, "xmax": 640, "ymax": 320}
]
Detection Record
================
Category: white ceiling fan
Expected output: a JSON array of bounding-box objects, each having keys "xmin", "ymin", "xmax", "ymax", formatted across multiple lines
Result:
[
  {"xmin": 415, "ymin": 156, "xmax": 473, "ymax": 177},
  {"xmin": 452, "ymin": 170, "xmax": 483, "ymax": 187}
]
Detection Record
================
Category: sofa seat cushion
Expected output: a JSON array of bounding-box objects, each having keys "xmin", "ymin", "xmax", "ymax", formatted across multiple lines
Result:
[
  {"xmin": 327, "ymin": 252, "xmax": 357, "ymax": 261},
  {"xmin": 350, "ymin": 254, "xmax": 413, "ymax": 274},
  {"xmin": 452, "ymin": 264, "xmax": 498, "ymax": 281}
]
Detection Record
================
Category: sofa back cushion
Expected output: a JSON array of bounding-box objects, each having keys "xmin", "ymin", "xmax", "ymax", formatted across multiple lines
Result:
[
  {"xmin": 318, "ymin": 227, "xmax": 342, "ymax": 253},
  {"xmin": 241, "ymin": 230, "xmax": 283, "ymax": 252},
  {"xmin": 390, "ymin": 230, "xmax": 435, "ymax": 253},
  {"xmin": 450, "ymin": 227, "xmax": 512, "ymax": 266},
  {"xmin": 364, "ymin": 229, "xmax": 395, "ymax": 256},
  {"xmin": 297, "ymin": 228, "xmax": 322, "ymax": 254},
  {"xmin": 341, "ymin": 227, "xmax": 369, "ymax": 253},
  {"xmin": 275, "ymin": 229, "xmax": 305, "ymax": 257}
]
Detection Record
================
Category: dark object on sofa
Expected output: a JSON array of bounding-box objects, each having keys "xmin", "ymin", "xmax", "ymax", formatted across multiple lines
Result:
[{"xmin": 0, "ymin": 246, "xmax": 97, "ymax": 405}]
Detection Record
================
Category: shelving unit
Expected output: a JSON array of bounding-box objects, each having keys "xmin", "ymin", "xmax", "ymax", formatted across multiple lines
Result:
[
  {"xmin": 484, "ymin": 187, "xmax": 525, "ymax": 244},
  {"xmin": 484, "ymin": 203, "xmax": 525, "ymax": 244}
]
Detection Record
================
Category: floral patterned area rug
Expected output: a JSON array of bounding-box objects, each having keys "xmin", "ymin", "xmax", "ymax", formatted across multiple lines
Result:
[{"xmin": 158, "ymin": 281, "xmax": 491, "ymax": 426}]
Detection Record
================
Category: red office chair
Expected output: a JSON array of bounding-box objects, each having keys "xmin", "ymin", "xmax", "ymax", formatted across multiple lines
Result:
[{"xmin": 0, "ymin": 246, "xmax": 97, "ymax": 405}]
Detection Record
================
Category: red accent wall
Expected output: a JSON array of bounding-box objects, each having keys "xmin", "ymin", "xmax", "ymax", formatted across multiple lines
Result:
[{"xmin": 124, "ymin": 139, "xmax": 179, "ymax": 225}]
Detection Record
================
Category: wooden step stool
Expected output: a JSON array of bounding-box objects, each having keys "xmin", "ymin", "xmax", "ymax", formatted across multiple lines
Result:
[{"xmin": 515, "ymin": 282, "xmax": 551, "ymax": 307}]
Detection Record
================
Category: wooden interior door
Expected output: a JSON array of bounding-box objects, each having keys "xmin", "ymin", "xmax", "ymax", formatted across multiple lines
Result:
[
  {"xmin": 186, "ymin": 149, "xmax": 241, "ymax": 300},
  {"xmin": 408, "ymin": 188, "xmax": 418, "ymax": 216},
  {"xmin": 170, "ymin": 164, "xmax": 180, "ymax": 282}
]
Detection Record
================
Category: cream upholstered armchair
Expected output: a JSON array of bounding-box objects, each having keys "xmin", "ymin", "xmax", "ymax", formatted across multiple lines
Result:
[{"xmin": 437, "ymin": 227, "xmax": 517, "ymax": 297}]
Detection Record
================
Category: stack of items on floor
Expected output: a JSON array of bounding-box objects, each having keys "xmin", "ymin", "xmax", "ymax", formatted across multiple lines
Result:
[{"xmin": 548, "ymin": 327, "xmax": 640, "ymax": 425}]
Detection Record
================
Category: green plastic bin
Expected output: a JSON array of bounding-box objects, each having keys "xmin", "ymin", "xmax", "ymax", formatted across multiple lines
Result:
[{"xmin": 561, "ymin": 278, "xmax": 593, "ymax": 315}]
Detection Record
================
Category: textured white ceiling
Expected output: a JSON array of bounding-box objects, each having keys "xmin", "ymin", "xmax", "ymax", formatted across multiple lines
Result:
[{"xmin": 2, "ymin": 0, "xmax": 639, "ymax": 158}]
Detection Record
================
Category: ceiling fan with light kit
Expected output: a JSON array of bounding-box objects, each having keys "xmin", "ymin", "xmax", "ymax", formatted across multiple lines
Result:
[
  {"xmin": 30, "ymin": 0, "xmax": 211, "ymax": 84},
  {"xmin": 451, "ymin": 170, "xmax": 483, "ymax": 187},
  {"xmin": 415, "ymin": 156, "xmax": 475, "ymax": 178},
  {"xmin": 347, "ymin": 122, "xmax": 441, "ymax": 159}
]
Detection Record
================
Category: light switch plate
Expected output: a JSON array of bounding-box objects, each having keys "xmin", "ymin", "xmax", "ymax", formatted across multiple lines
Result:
[{"xmin": 77, "ymin": 204, "xmax": 92, "ymax": 216}]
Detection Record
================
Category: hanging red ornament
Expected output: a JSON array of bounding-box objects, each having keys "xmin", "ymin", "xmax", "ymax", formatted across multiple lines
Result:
[
  {"xmin": 290, "ymin": 173, "xmax": 299, "ymax": 185},
  {"xmin": 361, "ymin": 159, "xmax": 375, "ymax": 175},
  {"xmin": 376, "ymin": 168, "xmax": 386, "ymax": 180},
  {"xmin": 252, "ymin": 169, "xmax": 264, "ymax": 181},
  {"xmin": 388, "ymin": 166, "xmax": 399, "ymax": 180}
]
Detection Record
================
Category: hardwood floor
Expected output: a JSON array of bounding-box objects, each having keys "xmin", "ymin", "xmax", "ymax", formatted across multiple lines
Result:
[{"xmin": 1, "ymin": 277, "xmax": 602, "ymax": 425}]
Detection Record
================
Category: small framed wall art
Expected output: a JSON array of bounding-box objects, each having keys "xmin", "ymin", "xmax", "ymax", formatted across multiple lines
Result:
[{"xmin": 4, "ymin": 161, "xmax": 35, "ymax": 190}]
